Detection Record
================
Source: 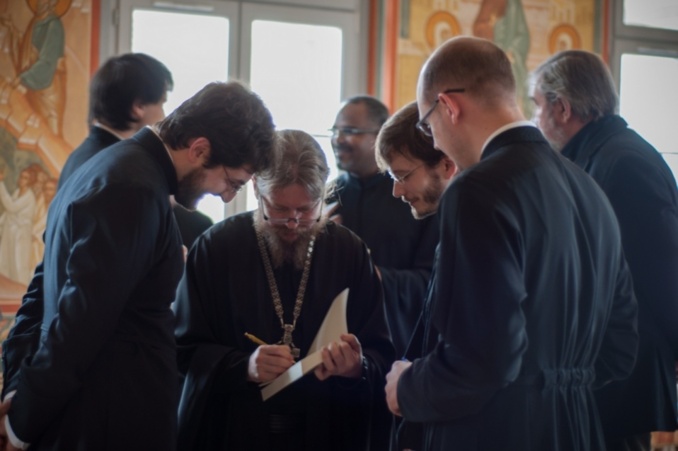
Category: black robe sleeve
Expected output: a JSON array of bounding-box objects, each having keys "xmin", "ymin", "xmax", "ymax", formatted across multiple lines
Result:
[
  {"xmin": 175, "ymin": 216, "xmax": 394, "ymax": 451},
  {"xmin": 2, "ymin": 263, "xmax": 44, "ymax": 399},
  {"xmin": 8, "ymin": 185, "xmax": 171, "ymax": 442}
]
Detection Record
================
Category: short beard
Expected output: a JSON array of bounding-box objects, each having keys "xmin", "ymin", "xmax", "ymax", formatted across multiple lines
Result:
[
  {"xmin": 412, "ymin": 170, "xmax": 445, "ymax": 219},
  {"xmin": 253, "ymin": 211, "xmax": 327, "ymax": 270},
  {"xmin": 175, "ymin": 167, "xmax": 206, "ymax": 210}
]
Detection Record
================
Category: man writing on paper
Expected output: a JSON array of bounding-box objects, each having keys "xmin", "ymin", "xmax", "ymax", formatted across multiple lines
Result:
[{"xmin": 174, "ymin": 129, "xmax": 394, "ymax": 451}]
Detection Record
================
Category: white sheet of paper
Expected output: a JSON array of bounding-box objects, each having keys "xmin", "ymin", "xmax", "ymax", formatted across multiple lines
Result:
[{"xmin": 260, "ymin": 287, "xmax": 349, "ymax": 401}]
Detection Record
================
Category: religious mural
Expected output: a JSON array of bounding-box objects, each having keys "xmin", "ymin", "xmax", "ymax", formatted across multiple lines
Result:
[
  {"xmin": 0, "ymin": 0, "xmax": 94, "ymax": 348},
  {"xmin": 392, "ymin": 0, "xmax": 596, "ymax": 112}
]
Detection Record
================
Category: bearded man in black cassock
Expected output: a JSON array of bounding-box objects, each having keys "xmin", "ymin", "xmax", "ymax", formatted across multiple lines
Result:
[{"xmin": 174, "ymin": 129, "xmax": 395, "ymax": 451}]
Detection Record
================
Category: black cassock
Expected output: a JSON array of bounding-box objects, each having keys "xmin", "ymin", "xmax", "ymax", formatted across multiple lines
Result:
[
  {"xmin": 397, "ymin": 126, "xmax": 638, "ymax": 451},
  {"xmin": 175, "ymin": 213, "xmax": 395, "ymax": 451},
  {"xmin": 3, "ymin": 128, "xmax": 184, "ymax": 450},
  {"xmin": 328, "ymin": 172, "xmax": 438, "ymax": 357},
  {"xmin": 562, "ymin": 115, "xmax": 678, "ymax": 439}
]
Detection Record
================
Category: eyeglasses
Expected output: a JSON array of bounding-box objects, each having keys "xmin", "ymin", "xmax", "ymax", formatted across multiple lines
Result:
[
  {"xmin": 259, "ymin": 196, "xmax": 322, "ymax": 227},
  {"xmin": 224, "ymin": 168, "xmax": 246, "ymax": 194},
  {"xmin": 416, "ymin": 88, "xmax": 466, "ymax": 137},
  {"xmin": 329, "ymin": 127, "xmax": 380, "ymax": 138},
  {"xmin": 388, "ymin": 164, "xmax": 424, "ymax": 185}
]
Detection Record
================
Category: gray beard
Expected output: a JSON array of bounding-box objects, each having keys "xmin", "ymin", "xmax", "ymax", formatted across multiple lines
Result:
[{"xmin": 253, "ymin": 210, "xmax": 327, "ymax": 270}]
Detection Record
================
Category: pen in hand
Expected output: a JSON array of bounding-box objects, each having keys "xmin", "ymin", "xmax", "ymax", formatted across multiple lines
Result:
[{"xmin": 244, "ymin": 332, "xmax": 268, "ymax": 346}]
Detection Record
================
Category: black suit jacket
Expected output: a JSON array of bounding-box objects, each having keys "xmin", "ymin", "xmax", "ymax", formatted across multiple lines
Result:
[
  {"xmin": 5, "ymin": 129, "xmax": 184, "ymax": 450},
  {"xmin": 2, "ymin": 126, "xmax": 121, "ymax": 400},
  {"xmin": 563, "ymin": 115, "xmax": 678, "ymax": 437},
  {"xmin": 328, "ymin": 172, "xmax": 438, "ymax": 357},
  {"xmin": 58, "ymin": 126, "xmax": 120, "ymax": 189},
  {"xmin": 397, "ymin": 126, "xmax": 638, "ymax": 451}
]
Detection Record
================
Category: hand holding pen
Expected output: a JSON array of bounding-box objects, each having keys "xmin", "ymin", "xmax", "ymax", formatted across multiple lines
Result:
[{"xmin": 244, "ymin": 332, "xmax": 294, "ymax": 383}]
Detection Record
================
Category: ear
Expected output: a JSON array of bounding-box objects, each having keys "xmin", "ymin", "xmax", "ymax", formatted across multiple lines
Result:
[
  {"xmin": 438, "ymin": 92, "xmax": 461, "ymax": 124},
  {"xmin": 130, "ymin": 101, "xmax": 145, "ymax": 121},
  {"xmin": 188, "ymin": 137, "xmax": 211, "ymax": 165},
  {"xmin": 553, "ymin": 97, "xmax": 573, "ymax": 124},
  {"xmin": 440, "ymin": 156, "xmax": 458, "ymax": 180}
]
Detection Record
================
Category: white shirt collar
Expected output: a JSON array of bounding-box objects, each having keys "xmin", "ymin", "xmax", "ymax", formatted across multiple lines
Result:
[
  {"xmin": 481, "ymin": 120, "xmax": 537, "ymax": 155},
  {"xmin": 93, "ymin": 122, "xmax": 125, "ymax": 141}
]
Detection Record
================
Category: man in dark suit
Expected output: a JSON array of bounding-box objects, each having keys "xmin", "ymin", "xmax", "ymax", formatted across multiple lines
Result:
[
  {"xmin": 531, "ymin": 49, "xmax": 678, "ymax": 451},
  {"xmin": 58, "ymin": 53, "xmax": 173, "ymax": 187},
  {"xmin": 0, "ymin": 53, "xmax": 174, "ymax": 427},
  {"xmin": 385, "ymin": 36, "xmax": 638, "ymax": 451},
  {"xmin": 57, "ymin": 53, "xmax": 212, "ymax": 247},
  {"xmin": 375, "ymin": 101, "xmax": 457, "ymax": 450},
  {"xmin": 0, "ymin": 81, "xmax": 275, "ymax": 451}
]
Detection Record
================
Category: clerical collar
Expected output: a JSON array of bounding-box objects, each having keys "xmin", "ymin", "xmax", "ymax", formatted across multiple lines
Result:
[
  {"xmin": 93, "ymin": 122, "xmax": 125, "ymax": 141},
  {"xmin": 481, "ymin": 120, "xmax": 536, "ymax": 155}
]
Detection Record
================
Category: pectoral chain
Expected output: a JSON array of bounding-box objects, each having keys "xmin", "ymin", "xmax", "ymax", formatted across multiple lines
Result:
[{"xmin": 255, "ymin": 228, "xmax": 315, "ymax": 359}]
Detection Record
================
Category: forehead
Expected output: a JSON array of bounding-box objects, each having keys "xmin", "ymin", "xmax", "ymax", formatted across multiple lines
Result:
[
  {"xmin": 415, "ymin": 78, "xmax": 430, "ymax": 111},
  {"xmin": 266, "ymin": 183, "xmax": 316, "ymax": 207},
  {"xmin": 227, "ymin": 165, "xmax": 254, "ymax": 181},
  {"xmin": 388, "ymin": 153, "xmax": 421, "ymax": 171},
  {"xmin": 335, "ymin": 102, "xmax": 371, "ymax": 125},
  {"xmin": 530, "ymin": 86, "xmax": 548, "ymax": 104}
]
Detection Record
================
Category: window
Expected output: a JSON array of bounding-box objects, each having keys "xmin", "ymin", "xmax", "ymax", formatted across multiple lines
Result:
[
  {"xmin": 115, "ymin": 0, "xmax": 362, "ymax": 221},
  {"xmin": 610, "ymin": 0, "xmax": 678, "ymax": 178}
]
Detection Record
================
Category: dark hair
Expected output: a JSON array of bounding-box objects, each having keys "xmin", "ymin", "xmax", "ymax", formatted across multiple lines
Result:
[
  {"xmin": 531, "ymin": 50, "xmax": 618, "ymax": 121},
  {"xmin": 342, "ymin": 95, "xmax": 390, "ymax": 127},
  {"xmin": 157, "ymin": 81, "xmax": 275, "ymax": 173},
  {"xmin": 89, "ymin": 53, "xmax": 173, "ymax": 130},
  {"xmin": 376, "ymin": 101, "xmax": 444, "ymax": 171}
]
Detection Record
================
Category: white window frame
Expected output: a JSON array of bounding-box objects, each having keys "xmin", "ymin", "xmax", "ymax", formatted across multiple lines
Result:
[{"xmin": 105, "ymin": 0, "xmax": 366, "ymax": 218}]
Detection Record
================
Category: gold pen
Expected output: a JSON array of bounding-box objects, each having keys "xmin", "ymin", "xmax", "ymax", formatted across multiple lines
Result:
[{"xmin": 244, "ymin": 332, "xmax": 268, "ymax": 346}]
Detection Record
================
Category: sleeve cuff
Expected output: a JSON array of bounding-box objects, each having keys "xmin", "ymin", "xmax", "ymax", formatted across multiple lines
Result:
[{"xmin": 5, "ymin": 415, "xmax": 30, "ymax": 450}]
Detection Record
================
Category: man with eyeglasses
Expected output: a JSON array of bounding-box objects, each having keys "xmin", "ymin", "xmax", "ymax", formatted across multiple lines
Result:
[
  {"xmin": 376, "ymin": 101, "xmax": 457, "ymax": 221},
  {"xmin": 328, "ymin": 95, "xmax": 439, "ymax": 360},
  {"xmin": 385, "ymin": 36, "xmax": 638, "ymax": 451},
  {"xmin": 174, "ymin": 129, "xmax": 394, "ymax": 451},
  {"xmin": 373, "ymin": 101, "xmax": 457, "ymax": 451},
  {"xmin": 531, "ymin": 50, "xmax": 678, "ymax": 451},
  {"xmin": 0, "ymin": 81, "xmax": 275, "ymax": 451}
]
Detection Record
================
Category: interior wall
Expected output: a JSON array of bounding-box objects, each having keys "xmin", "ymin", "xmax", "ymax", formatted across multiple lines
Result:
[{"xmin": 371, "ymin": 0, "xmax": 602, "ymax": 114}]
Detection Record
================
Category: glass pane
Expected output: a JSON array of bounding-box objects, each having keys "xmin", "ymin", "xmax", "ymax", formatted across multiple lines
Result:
[
  {"xmin": 620, "ymin": 53, "xmax": 678, "ymax": 180},
  {"xmin": 623, "ymin": 0, "xmax": 678, "ymax": 32},
  {"xmin": 247, "ymin": 19, "xmax": 343, "ymax": 210},
  {"xmin": 131, "ymin": 9, "xmax": 230, "ymax": 222}
]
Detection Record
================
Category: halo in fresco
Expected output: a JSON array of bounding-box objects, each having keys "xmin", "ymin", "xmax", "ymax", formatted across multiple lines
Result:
[
  {"xmin": 548, "ymin": 23, "xmax": 582, "ymax": 54},
  {"xmin": 425, "ymin": 11, "xmax": 461, "ymax": 50}
]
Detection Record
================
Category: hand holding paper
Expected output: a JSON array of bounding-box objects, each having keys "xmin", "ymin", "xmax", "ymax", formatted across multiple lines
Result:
[
  {"xmin": 260, "ymin": 288, "xmax": 349, "ymax": 401},
  {"xmin": 314, "ymin": 333, "xmax": 363, "ymax": 381}
]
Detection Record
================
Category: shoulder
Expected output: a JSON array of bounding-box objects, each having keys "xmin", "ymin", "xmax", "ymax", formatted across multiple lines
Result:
[
  {"xmin": 199, "ymin": 212, "xmax": 254, "ymax": 246},
  {"xmin": 318, "ymin": 220, "xmax": 363, "ymax": 245},
  {"xmin": 326, "ymin": 173, "xmax": 350, "ymax": 201}
]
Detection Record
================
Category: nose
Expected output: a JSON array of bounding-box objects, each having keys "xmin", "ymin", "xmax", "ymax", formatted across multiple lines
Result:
[
  {"xmin": 392, "ymin": 181, "xmax": 405, "ymax": 199},
  {"xmin": 220, "ymin": 190, "xmax": 238, "ymax": 203},
  {"xmin": 284, "ymin": 218, "xmax": 300, "ymax": 229}
]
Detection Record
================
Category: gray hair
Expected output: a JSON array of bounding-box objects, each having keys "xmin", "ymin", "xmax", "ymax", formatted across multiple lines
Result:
[
  {"xmin": 531, "ymin": 50, "xmax": 618, "ymax": 121},
  {"xmin": 255, "ymin": 129, "xmax": 329, "ymax": 201}
]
